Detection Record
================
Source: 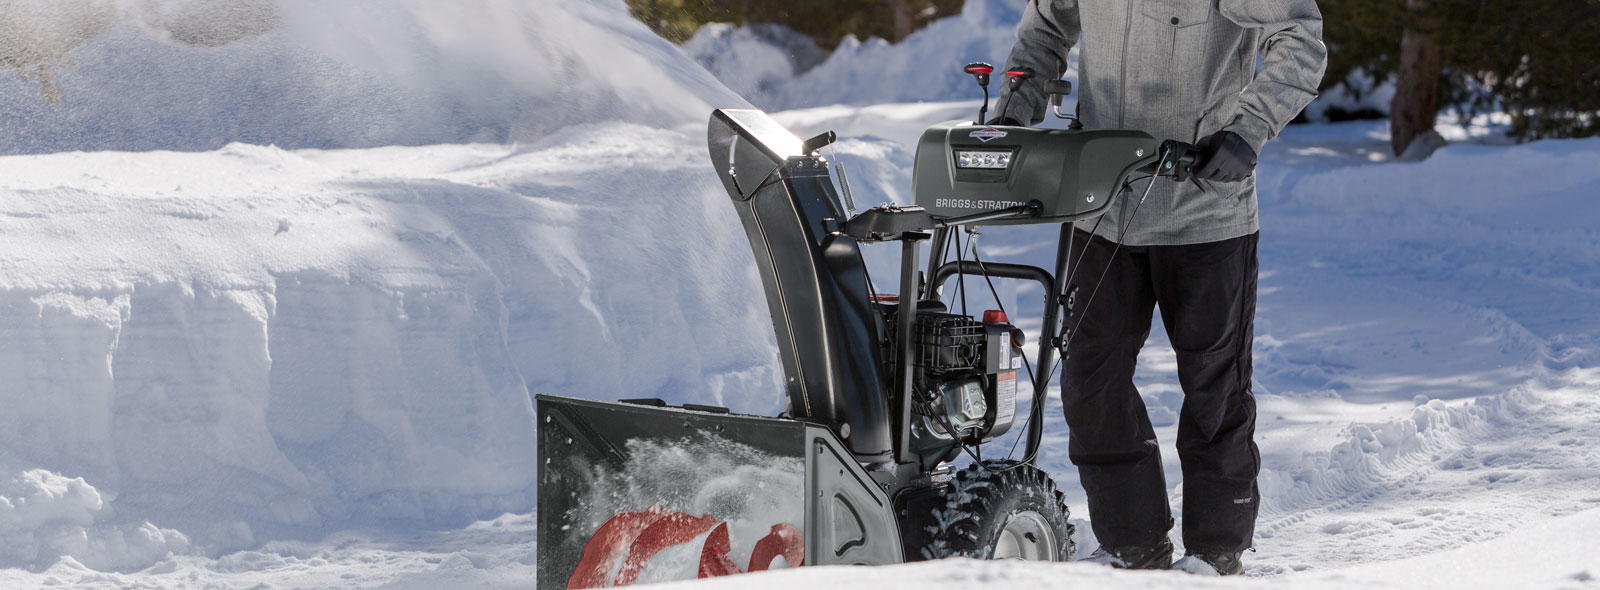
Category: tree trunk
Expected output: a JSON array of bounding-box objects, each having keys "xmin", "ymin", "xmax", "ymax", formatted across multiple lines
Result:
[
  {"xmin": 887, "ymin": 0, "xmax": 913, "ymax": 43},
  {"xmin": 1391, "ymin": 0, "xmax": 1443, "ymax": 157}
]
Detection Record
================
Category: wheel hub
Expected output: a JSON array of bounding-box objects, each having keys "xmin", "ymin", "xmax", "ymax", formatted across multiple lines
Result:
[{"xmin": 992, "ymin": 510, "xmax": 1058, "ymax": 560}]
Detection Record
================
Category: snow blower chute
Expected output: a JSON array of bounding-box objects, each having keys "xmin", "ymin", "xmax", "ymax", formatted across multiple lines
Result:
[{"xmin": 537, "ymin": 66, "xmax": 1201, "ymax": 589}]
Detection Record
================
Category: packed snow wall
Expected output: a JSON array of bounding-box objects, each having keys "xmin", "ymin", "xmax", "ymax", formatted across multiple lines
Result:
[
  {"xmin": 0, "ymin": 0, "xmax": 780, "ymax": 571},
  {"xmin": 0, "ymin": 0, "xmax": 746, "ymax": 154}
]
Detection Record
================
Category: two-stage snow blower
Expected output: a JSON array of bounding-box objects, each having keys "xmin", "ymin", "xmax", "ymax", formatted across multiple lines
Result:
[{"xmin": 536, "ymin": 64, "xmax": 1201, "ymax": 588}]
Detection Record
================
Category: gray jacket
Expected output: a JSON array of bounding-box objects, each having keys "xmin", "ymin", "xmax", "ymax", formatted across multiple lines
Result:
[{"xmin": 998, "ymin": 0, "xmax": 1327, "ymax": 245}]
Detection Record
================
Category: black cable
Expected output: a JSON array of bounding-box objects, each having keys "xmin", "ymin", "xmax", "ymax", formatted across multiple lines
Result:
[
  {"xmin": 1003, "ymin": 151, "xmax": 1173, "ymax": 468},
  {"xmin": 1060, "ymin": 172, "xmax": 1156, "ymax": 353},
  {"xmin": 969, "ymin": 244, "xmax": 1044, "ymax": 464},
  {"xmin": 932, "ymin": 232, "xmax": 1045, "ymax": 473},
  {"xmin": 1053, "ymin": 173, "xmax": 1151, "ymax": 306},
  {"xmin": 904, "ymin": 154, "xmax": 1173, "ymax": 475},
  {"xmin": 953, "ymin": 231, "xmax": 968, "ymax": 317}
]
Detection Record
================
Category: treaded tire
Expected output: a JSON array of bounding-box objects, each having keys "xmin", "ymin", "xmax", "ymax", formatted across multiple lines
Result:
[{"xmin": 896, "ymin": 461, "xmax": 1075, "ymax": 561}]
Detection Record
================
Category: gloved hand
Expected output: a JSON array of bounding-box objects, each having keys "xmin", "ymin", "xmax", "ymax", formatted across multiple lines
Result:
[{"xmin": 1193, "ymin": 130, "xmax": 1257, "ymax": 183}]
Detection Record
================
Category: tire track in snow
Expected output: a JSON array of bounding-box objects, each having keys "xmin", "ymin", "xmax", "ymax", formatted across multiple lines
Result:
[{"xmin": 1250, "ymin": 370, "xmax": 1600, "ymax": 574}]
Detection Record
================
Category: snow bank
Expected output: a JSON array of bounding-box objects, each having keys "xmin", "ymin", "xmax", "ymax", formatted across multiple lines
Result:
[
  {"xmin": 685, "ymin": 0, "xmax": 1029, "ymax": 110},
  {"xmin": 1264, "ymin": 137, "xmax": 1600, "ymax": 217},
  {"xmin": 0, "ymin": 0, "xmax": 746, "ymax": 155},
  {"xmin": 0, "ymin": 126, "xmax": 780, "ymax": 562},
  {"xmin": 682, "ymin": 23, "xmax": 828, "ymax": 109},
  {"xmin": 1256, "ymin": 392, "xmax": 1532, "ymax": 516},
  {"xmin": 1301, "ymin": 73, "xmax": 1393, "ymax": 122},
  {"xmin": 684, "ymin": 1, "xmax": 1389, "ymax": 123},
  {"xmin": 0, "ymin": 0, "xmax": 778, "ymax": 567},
  {"xmin": 0, "ymin": 467, "xmax": 189, "ymax": 572}
]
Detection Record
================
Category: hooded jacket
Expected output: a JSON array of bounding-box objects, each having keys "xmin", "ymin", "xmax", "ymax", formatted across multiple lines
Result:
[{"xmin": 997, "ymin": 0, "xmax": 1327, "ymax": 246}]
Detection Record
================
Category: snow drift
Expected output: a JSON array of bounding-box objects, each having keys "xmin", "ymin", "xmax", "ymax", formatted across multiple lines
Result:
[
  {"xmin": 0, "ymin": 0, "xmax": 774, "ymax": 571},
  {"xmin": 0, "ymin": 130, "xmax": 783, "ymax": 568},
  {"xmin": 683, "ymin": 0, "xmax": 1030, "ymax": 111},
  {"xmin": 0, "ymin": 0, "xmax": 746, "ymax": 155}
]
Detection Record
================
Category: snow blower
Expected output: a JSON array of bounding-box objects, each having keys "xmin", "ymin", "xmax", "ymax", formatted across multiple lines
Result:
[{"xmin": 536, "ymin": 65, "xmax": 1200, "ymax": 588}]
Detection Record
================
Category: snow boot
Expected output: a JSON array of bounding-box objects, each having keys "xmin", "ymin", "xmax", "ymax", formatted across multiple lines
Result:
[
  {"xmin": 1082, "ymin": 537, "xmax": 1173, "ymax": 569},
  {"xmin": 1171, "ymin": 552, "xmax": 1245, "ymax": 576}
]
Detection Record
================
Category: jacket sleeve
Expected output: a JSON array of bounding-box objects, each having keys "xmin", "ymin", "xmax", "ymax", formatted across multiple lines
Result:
[
  {"xmin": 1217, "ymin": 0, "xmax": 1329, "ymax": 153},
  {"xmin": 998, "ymin": 0, "xmax": 1081, "ymax": 125}
]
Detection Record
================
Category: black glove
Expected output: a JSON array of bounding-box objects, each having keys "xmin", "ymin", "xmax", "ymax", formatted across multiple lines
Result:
[
  {"xmin": 986, "ymin": 116, "xmax": 1024, "ymax": 127},
  {"xmin": 1193, "ymin": 130, "xmax": 1257, "ymax": 183}
]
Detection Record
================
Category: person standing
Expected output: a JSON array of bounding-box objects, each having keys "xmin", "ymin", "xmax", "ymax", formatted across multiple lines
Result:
[{"xmin": 992, "ymin": 0, "xmax": 1327, "ymax": 575}]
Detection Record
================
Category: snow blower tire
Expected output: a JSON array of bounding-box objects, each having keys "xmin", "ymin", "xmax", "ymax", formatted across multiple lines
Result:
[{"xmin": 897, "ymin": 461, "xmax": 1075, "ymax": 561}]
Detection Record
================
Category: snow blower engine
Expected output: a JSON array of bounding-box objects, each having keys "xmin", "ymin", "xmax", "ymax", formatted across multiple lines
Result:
[
  {"xmin": 894, "ymin": 301, "xmax": 1023, "ymax": 451},
  {"xmin": 536, "ymin": 64, "xmax": 1200, "ymax": 589}
]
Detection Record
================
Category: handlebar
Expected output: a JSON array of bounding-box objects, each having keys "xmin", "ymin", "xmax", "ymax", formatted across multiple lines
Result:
[{"xmin": 1140, "ymin": 139, "xmax": 1201, "ymax": 182}]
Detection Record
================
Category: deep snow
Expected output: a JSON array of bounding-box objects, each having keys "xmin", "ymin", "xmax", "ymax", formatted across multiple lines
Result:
[{"xmin": 2, "ymin": 0, "xmax": 1598, "ymax": 588}]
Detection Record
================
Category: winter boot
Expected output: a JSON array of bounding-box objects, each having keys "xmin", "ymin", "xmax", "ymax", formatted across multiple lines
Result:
[
  {"xmin": 1082, "ymin": 536, "xmax": 1174, "ymax": 569},
  {"xmin": 1171, "ymin": 552, "xmax": 1245, "ymax": 576}
]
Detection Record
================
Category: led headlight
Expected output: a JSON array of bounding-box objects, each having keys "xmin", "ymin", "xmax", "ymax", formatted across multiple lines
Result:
[{"xmin": 955, "ymin": 150, "xmax": 1011, "ymax": 169}]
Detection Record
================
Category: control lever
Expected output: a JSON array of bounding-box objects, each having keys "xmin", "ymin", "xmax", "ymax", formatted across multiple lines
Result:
[
  {"xmin": 1045, "ymin": 79, "xmax": 1080, "ymax": 128},
  {"xmin": 801, "ymin": 131, "xmax": 836, "ymax": 156},
  {"xmin": 1005, "ymin": 68, "xmax": 1032, "ymax": 93},
  {"xmin": 992, "ymin": 68, "xmax": 1033, "ymax": 125},
  {"xmin": 1150, "ymin": 140, "xmax": 1206, "ymax": 191},
  {"xmin": 962, "ymin": 62, "xmax": 995, "ymax": 124}
]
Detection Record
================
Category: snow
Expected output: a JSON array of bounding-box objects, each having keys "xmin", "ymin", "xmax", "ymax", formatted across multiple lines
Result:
[
  {"xmin": 0, "ymin": 0, "xmax": 745, "ymax": 154},
  {"xmin": 681, "ymin": 23, "xmax": 828, "ymax": 109},
  {"xmin": 683, "ymin": 0, "xmax": 1033, "ymax": 111},
  {"xmin": 0, "ymin": 0, "xmax": 776, "ymax": 578},
  {"xmin": 0, "ymin": 467, "xmax": 191, "ymax": 572},
  {"xmin": 643, "ymin": 506, "xmax": 1600, "ymax": 589},
  {"xmin": 569, "ymin": 435, "xmax": 804, "ymax": 583},
  {"xmin": 1, "ymin": 0, "xmax": 1598, "ymax": 588},
  {"xmin": 0, "ymin": 130, "xmax": 785, "ymax": 564}
]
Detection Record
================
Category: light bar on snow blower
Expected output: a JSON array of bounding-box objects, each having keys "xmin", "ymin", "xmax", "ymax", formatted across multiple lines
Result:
[{"xmin": 955, "ymin": 149, "xmax": 1012, "ymax": 169}]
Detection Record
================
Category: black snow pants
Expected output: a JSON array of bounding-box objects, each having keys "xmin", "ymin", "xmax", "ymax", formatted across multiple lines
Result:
[{"xmin": 1061, "ymin": 229, "xmax": 1259, "ymax": 555}]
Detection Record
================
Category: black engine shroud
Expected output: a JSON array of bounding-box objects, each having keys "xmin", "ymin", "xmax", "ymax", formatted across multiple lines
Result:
[{"xmin": 912, "ymin": 122, "xmax": 1161, "ymax": 224}]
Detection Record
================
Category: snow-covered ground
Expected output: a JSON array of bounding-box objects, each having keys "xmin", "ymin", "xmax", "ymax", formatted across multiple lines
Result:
[{"xmin": 2, "ymin": 0, "xmax": 1598, "ymax": 588}]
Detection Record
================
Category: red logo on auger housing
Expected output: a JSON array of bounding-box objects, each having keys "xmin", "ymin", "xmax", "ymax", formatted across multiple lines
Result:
[{"xmin": 567, "ymin": 506, "xmax": 804, "ymax": 588}]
